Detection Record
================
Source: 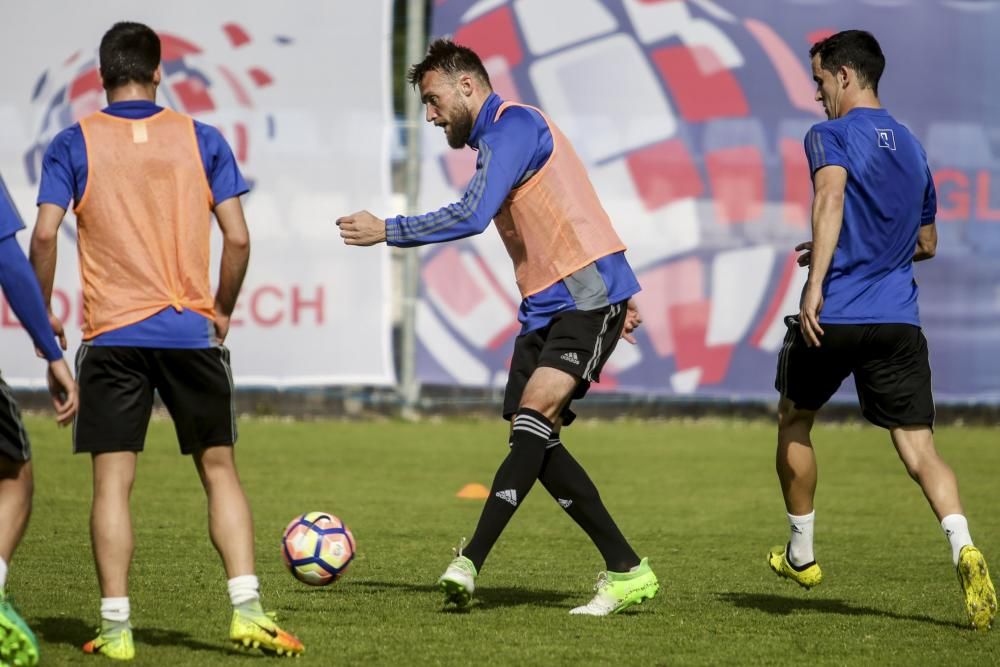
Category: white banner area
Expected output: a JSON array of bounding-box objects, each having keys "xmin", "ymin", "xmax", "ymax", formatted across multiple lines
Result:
[{"xmin": 0, "ymin": 1, "xmax": 394, "ymax": 387}]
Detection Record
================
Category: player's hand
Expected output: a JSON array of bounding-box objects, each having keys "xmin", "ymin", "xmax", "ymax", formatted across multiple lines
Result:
[
  {"xmin": 46, "ymin": 358, "xmax": 77, "ymax": 426},
  {"xmin": 213, "ymin": 312, "xmax": 231, "ymax": 344},
  {"xmin": 336, "ymin": 211, "xmax": 387, "ymax": 246},
  {"xmin": 620, "ymin": 297, "xmax": 642, "ymax": 344},
  {"xmin": 799, "ymin": 283, "xmax": 825, "ymax": 348},
  {"xmin": 36, "ymin": 311, "xmax": 68, "ymax": 358},
  {"xmin": 795, "ymin": 241, "xmax": 813, "ymax": 267}
]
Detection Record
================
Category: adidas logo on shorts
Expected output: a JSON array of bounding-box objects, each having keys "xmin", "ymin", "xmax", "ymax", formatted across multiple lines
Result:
[
  {"xmin": 560, "ymin": 352, "xmax": 580, "ymax": 365},
  {"xmin": 557, "ymin": 498, "xmax": 573, "ymax": 509}
]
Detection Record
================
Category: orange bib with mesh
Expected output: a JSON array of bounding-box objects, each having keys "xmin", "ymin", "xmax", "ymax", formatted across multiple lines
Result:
[
  {"xmin": 492, "ymin": 102, "xmax": 626, "ymax": 298},
  {"xmin": 75, "ymin": 108, "xmax": 215, "ymax": 339}
]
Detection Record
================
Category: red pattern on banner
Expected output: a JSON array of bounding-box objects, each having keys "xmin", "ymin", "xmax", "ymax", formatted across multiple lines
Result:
[
  {"xmin": 634, "ymin": 258, "xmax": 704, "ymax": 359},
  {"xmin": 69, "ymin": 69, "xmax": 102, "ymax": 101},
  {"xmin": 172, "ymin": 78, "xmax": 215, "ymax": 114},
  {"xmin": 160, "ymin": 34, "xmax": 202, "ymax": 60},
  {"xmin": 454, "ymin": 6, "xmax": 523, "ymax": 69},
  {"xmin": 424, "ymin": 246, "xmax": 487, "ymax": 317},
  {"xmin": 780, "ymin": 137, "xmax": 810, "ymax": 227},
  {"xmin": 671, "ymin": 301, "xmax": 733, "ymax": 384},
  {"xmin": 750, "ymin": 251, "xmax": 799, "ymax": 348},
  {"xmin": 652, "ymin": 45, "xmax": 748, "ymax": 122},
  {"xmin": 705, "ymin": 146, "xmax": 765, "ymax": 224},
  {"xmin": 626, "ymin": 139, "xmax": 703, "ymax": 211},
  {"xmin": 223, "ymin": 23, "xmax": 251, "ymax": 48}
]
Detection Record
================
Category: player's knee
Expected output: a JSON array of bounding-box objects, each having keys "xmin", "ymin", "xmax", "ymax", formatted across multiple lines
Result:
[{"xmin": 777, "ymin": 402, "xmax": 814, "ymax": 435}]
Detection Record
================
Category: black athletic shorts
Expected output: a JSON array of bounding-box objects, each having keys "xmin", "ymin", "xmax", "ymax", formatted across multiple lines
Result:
[
  {"xmin": 0, "ymin": 371, "xmax": 31, "ymax": 462},
  {"xmin": 74, "ymin": 345, "xmax": 238, "ymax": 455},
  {"xmin": 775, "ymin": 315, "xmax": 935, "ymax": 428},
  {"xmin": 503, "ymin": 302, "xmax": 628, "ymax": 426}
]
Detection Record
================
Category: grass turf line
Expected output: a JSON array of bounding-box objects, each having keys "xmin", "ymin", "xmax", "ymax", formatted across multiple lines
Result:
[{"xmin": 9, "ymin": 417, "xmax": 1000, "ymax": 665}]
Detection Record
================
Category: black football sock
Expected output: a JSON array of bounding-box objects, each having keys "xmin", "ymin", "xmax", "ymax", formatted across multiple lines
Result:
[
  {"xmin": 539, "ymin": 437, "xmax": 640, "ymax": 572},
  {"xmin": 462, "ymin": 408, "xmax": 552, "ymax": 571}
]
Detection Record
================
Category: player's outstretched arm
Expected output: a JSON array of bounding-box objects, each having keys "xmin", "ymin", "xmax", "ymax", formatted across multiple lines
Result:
[
  {"xmin": 213, "ymin": 196, "xmax": 250, "ymax": 343},
  {"xmin": 337, "ymin": 210, "xmax": 386, "ymax": 246}
]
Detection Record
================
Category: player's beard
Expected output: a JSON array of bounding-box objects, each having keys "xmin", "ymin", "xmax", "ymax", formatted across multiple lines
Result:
[{"xmin": 445, "ymin": 104, "xmax": 474, "ymax": 149}]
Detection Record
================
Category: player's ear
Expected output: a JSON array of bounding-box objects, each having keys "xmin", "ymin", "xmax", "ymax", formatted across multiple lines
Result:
[
  {"xmin": 838, "ymin": 65, "xmax": 850, "ymax": 88},
  {"xmin": 458, "ymin": 73, "xmax": 474, "ymax": 97},
  {"xmin": 153, "ymin": 65, "xmax": 162, "ymax": 87}
]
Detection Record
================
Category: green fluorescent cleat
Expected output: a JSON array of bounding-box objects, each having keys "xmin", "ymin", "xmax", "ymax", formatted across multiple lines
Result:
[
  {"xmin": 0, "ymin": 591, "xmax": 40, "ymax": 667},
  {"xmin": 569, "ymin": 557, "xmax": 659, "ymax": 616},
  {"xmin": 957, "ymin": 545, "xmax": 997, "ymax": 632},
  {"xmin": 768, "ymin": 544, "xmax": 823, "ymax": 589},
  {"xmin": 230, "ymin": 605, "xmax": 304, "ymax": 657},
  {"xmin": 82, "ymin": 621, "xmax": 134, "ymax": 661},
  {"xmin": 438, "ymin": 554, "xmax": 478, "ymax": 608}
]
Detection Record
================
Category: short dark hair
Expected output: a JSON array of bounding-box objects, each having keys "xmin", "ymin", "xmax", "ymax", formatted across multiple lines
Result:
[
  {"xmin": 809, "ymin": 30, "xmax": 885, "ymax": 95},
  {"xmin": 99, "ymin": 22, "xmax": 161, "ymax": 91},
  {"xmin": 407, "ymin": 38, "xmax": 492, "ymax": 89}
]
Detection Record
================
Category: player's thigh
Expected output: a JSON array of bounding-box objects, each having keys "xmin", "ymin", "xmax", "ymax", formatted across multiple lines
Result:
[
  {"xmin": 75, "ymin": 345, "xmax": 156, "ymax": 454},
  {"xmin": 854, "ymin": 325, "xmax": 934, "ymax": 429},
  {"xmin": 503, "ymin": 328, "xmax": 546, "ymax": 421},
  {"xmin": 0, "ymin": 371, "xmax": 31, "ymax": 463},
  {"xmin": 775, "ymin": 317, "xmax": 853, "ymax": 412},
  {"xmin": 152, "ymin": 346, "xmax": 237, "ymax": 455}
]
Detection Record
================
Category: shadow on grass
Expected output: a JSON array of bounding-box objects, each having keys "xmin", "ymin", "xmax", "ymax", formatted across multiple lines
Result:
[
  {"xmin": 34, "ymin": 616, "xmax": 236, "ymax": 656},
  {"xmin": 716, "ymin": 592, "xmax": 963, "ymax": 629},
  {"xmin": 346, "ymin": 579, "xmax": 577, "ymax": 611}
]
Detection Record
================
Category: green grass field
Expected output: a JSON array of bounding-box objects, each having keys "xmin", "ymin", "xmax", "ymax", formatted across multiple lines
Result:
[{"xmin": 9, "ymin": 415, "xmax": 1000, "ymax": 665}]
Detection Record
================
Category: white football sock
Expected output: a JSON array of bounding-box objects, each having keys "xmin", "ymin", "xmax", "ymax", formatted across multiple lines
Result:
[
  {"xmin": 100, "ymin": 597, "xmax": 130, "ymax": 625},
  {"xmin": 787, "ymin": 511, "xmax": 815, "ymax": 566},
  {"xmin": 0, "ymin": 556, "xmax": 8, "ymax": 591},
  {"xmin": 228, "ymin": 574, "xmax": 260, "ymax": 607},
  {"xmin": 941, "ymin": 514, "xmax": 973, "ymax": 566}
]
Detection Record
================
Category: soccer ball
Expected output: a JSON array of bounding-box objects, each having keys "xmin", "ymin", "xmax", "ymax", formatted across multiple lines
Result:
[{"xmin": 281, "ymin": 512, "xmax": 356, "ymax": 586}]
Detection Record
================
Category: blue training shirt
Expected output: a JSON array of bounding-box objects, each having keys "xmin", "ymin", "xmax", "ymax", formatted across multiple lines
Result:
[
  {"xmin": 386, "ymin": 93, "xmax": 639, "ymax": 333},
  {"xmin": 805, "ymin": 108, "xmax": 936, "ymax": 326},
  {"xmin": 37, "ymin": 100, "xmax": 249, "ymax": 347}
]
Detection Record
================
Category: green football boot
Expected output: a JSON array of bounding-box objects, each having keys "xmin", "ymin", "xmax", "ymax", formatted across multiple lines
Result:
[
  {"xmin": 0, "ymin": 589, "xmax": 39, "ymax": 667},
  {"xmin": 569, "ymin": 557, "xmax": 659, "ymax": 616},
  {"xmin": 768, "ymin": 544, "xmax": 823, "ymax": 589},
  {"xmin": 82, "ymin": 620, "xmax": 134, "ymax": 661},
  {"xmin": 957, "ymin": 545, "xmax": 997, "ymax": 631}
]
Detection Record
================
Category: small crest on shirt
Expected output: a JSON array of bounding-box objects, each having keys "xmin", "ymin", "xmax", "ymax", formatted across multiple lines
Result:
[
  {"xmin": 132, "ymin": 121, "xmax": 148, "ymax": 144},
  {"xmin": 876, "ymin": 128, "xmax": 895, "ymax": 150}
]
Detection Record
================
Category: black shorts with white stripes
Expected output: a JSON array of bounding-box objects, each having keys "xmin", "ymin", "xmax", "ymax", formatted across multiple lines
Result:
[
  {"xmin": 74, "ymin": 345, "xmax": 238, "ymax": 455},
  {"xmin": 503, "ymin": 302, "xmax": 627, "ymax": 426},
  {"xmin": 775, "ymin": 315, "xmax": 935, "ymax": 429},
  {"xmin": 0, "ymin": 370, "xmax": 31, "ymax": 462}
]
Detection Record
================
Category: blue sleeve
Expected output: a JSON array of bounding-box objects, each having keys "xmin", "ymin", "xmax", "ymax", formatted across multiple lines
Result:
[
  {"xmin": 804, "ymin": 123, "xmax": 848, "ymax": 177},
  {"xmin": 36, "ymin": 125, "xmax": 82, "ymax": 209},
  {"xmin": 921, "ymin": 165, "xmax": 937, "ymax": 226},
  {"xmin": 385, "ymin": 110, "xmax": 540, "ymax": 246},
  {"xmin": 194, "ymin": 121, "xmax": 250, "ymax": 205},
  {"xmin": 0, "ymin": 233, "xmax": 61, "ymax": 361},
  {"xmin": 0, "ymin": 175, "xmax": 26, "ymax": 238}
]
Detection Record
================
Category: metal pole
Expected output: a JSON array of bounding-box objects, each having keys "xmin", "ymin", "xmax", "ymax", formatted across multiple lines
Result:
[{"xmin": 399, "ymin": 0, "xmax": 426, "ymax": 416}]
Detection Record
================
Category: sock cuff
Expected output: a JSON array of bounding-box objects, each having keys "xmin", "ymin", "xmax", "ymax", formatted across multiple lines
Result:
[
  {"xmin": 512, "ymin": 408, "xmax": 553, "ymax": 439},
  {"xmin": 100, "ymin": 597, "xmax": 131, "ymax": 623},
  {"xmin": 228, "ymin": 574, "xmax": 261, "ymax": 606},
  {"xmin": 941, "ymin": 513, "xmax": 967, "ymax": 526},
  {"xmin": 787, "ymin": 511, "xmax": 815, "ymax": 522}
]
